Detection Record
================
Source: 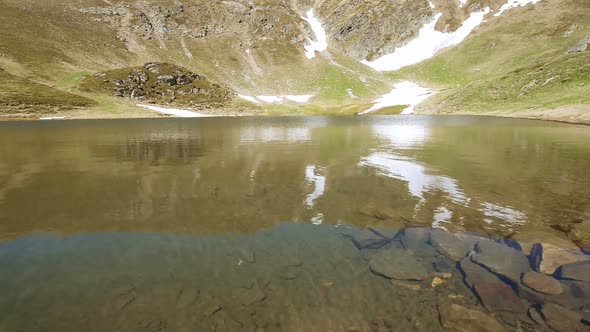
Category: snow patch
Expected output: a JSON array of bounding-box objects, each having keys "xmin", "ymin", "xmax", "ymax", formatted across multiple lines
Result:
[
  {"xmin": 256, "ymin": 95, "xmax": 284, "ymax": 103},
  {"xmin": 240, "ymin": 95, "xmax": 314, "ymax": 104},
  {"xmin": 459, "ymin": 0, "xmax": 468, "ymax": 7},
  {"xmin": 285, "ymin": 95, "xmax": 314, "ymax": 103},
  {"xmin": 40, "ymin": 116, "xmax": 67, "ymax": 120},
  {"xmin": 137, "ymin": 104, "xmax": 212, "ymax": 118},
  {"xmin": 361, "ymin": 8, "xmax": 490, "ymax": 71},
  {"xmin": 238, "ymin": 94, "xmax": 260, "ymax": 104},
  {"xmin": 358, "ymin": 81, "xmax": 435, "ymax": 115},
  {"xmin": 301, "ymin": 9, "xmax": 328, "ymax": 59},
  {"xmin": 495, "ymin": 0, "xmax": 541, "ymax": 17}
]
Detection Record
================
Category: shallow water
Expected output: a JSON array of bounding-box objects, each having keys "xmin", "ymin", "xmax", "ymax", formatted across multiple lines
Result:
[{"xmin": 0, "ymin": 115, "xmax": 589, "ymax": 331}]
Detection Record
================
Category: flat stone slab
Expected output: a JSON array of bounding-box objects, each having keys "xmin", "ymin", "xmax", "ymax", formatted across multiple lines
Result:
[
  {"xmin": 369, "ymin": 249, "xmax": 428, "ymax": 281},
  {"xmin": 402, "ymin": 227, "xmax": 437, "ymax": 257},
  {"xmin": 530, "ymin": 243, "xmax": 590, "ymax": 274},
  {"xmin": 459, "ymin": 258, "xmax": 501, "ymax": 288},
  {"xmin": 438, "ymin": 304, "xmax": 506, "ymax": 332},
  {"xmin": 473, "ymin": 281, "xmax": 529, "ymax": 314},
  {"xmin": 472, "ymin": 239, "xmax": 530, "ymax": 283},
  {"xmin": 430, "ymin": 230, "xmax": 478, "ymax": 261},
  {"xmin": 556, "ymin": 260, "xmax": 590, "ymax": 282},
  {"xmin": 541, "ymin": 303, "xmax": 584, "ymax": 332},
  {"xmin": 522, "ymin": 271, "xmax": 563, "ymax": 295}
]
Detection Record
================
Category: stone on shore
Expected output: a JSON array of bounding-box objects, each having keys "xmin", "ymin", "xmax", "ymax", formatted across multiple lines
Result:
[
  {"xmin": 369, "ymin": 249, "xmax": 428, "ymax": 281},
  {"xmin": 555, "ymin": 260, "xmax": 590, "ymax": 282},
  {"xmin": 541, "ymin": 303, "xmax": 584, "ymax": 332},
  {"xmin": 522, "ymin": 271, "xmax": 563, "ymax": 295},
  {"xmin": 530, "ymin": 243, "xmax": 590, "ymax": 274},
  {"xmin": 473, "ymin": 281, "xmax": 529, "ymax": 314},
  {"xmin": 471, "ymin": 239, "xmax": 530, "ymax": 283},
  {"xmin": 430, "ymin": 230, "xmax": 479, "ymax": 261},
  {"xmin": 438, "ymin": 304, "xmax": 505, "ymax": 332}
]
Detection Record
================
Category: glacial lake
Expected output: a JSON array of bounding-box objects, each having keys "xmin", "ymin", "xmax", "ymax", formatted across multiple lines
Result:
[{"xmin": 0, "ymin": 115, "xmax": 589, "ymax": 331}]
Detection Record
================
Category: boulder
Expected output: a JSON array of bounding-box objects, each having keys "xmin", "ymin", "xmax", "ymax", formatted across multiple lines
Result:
[
  {"xmin": 556, "ymin": 259, "xmax": 590, "ymax": 282},
  {"xmin": 369, "ymin": 249, "xmax": 428, "ymax": 281},
  {"xmin": 530, "ymin": 243, "xmax": 590, "ymax": 274},
  {"xmin": 351, "ymin": 228, "xmax": 387, "ymax": 249},
  {"xmin": 473, "ymin": 281, "xmax": 529, "ymax": 314},
  {"xmin": 430, "ymin": 230, "xmax": 478, "ymax": 261},
  {"xmin": 541, "ymin": 303, "xmax": 584, "ymax": 332},
  {"xmin": 472, "ymin": 239, "xmax": 530, "ymax": 283},
  {"xmin": 522, "ymin": 271, "xmax": 563, "ymax": 295},
  {"xmin": 438, "ymin": 304, "xmax": 505, "ymax": 332}
]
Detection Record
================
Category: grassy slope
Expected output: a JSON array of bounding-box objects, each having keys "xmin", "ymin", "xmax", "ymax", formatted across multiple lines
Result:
[{"xmin": 391, "ymin": 0, "xmax": 590, "ymax": 123}]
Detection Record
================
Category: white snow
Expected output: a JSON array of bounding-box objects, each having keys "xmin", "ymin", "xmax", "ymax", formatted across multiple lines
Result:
[
  {"xmin": 495, "ymin": 0, "xmax": 541, "ymax": 17},
  {"xmin": 305, "ymin": 165, "xmax": 326, "ymax": 207},
  {"xmin": 136, "ymin": 104, "xmax": 212, "ymax": 118},
  {"xmin": 40, "ymin": 116, "xmax": 67, "ymax": 120},
  {"xmin": 301, "ymin": 9, "xmax": 328, "ymax": 59},
  {"xmin": 358, "ymin": 81, "xmax": 435, "ymax": 115},
  {"xmin": 459, "ymin": 0, "xmax": 468, "ymax": 7},
  {"xmin": 285, "ymin": 95, "xmax": 314, "ymax": 103},
  {"xmin": 361, "ymin": 8, "xmax": 490, "ymax": 71},
  {"xmin": 238, "ymin": 94, "xmax": 260, "ymax": 103},
  {"xmin": 256, "ymin": 95, "xmax": 284, "ymax": 103},
  {"xmin": 240, "ymin": 95, "xmax": 314, "ymax": 104}
]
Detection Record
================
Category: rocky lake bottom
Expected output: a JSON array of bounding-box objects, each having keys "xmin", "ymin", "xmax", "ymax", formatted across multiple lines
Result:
[{"xmin": 0, "ymin": 223, "xmax": 589, "ymax": 332}]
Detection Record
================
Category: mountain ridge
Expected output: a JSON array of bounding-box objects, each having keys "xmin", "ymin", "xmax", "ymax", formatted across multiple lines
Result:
[{"xmin": 0, "ymin": 0, "xmax": 588, "ymax": 122}]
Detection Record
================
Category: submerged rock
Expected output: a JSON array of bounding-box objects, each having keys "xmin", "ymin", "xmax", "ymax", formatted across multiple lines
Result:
[
  {"xmin": 555, "ymin": 260, "xmax": 590, "ymax": 282},
  {"xmin": 402, "ymin": 227, "xmax": 437, "ymax": 257},
  {"xmin": 351, "ymin": 228, "xmax": 387, "ymax": 249},
  {"xmin": 473, "ymin": 281, "xmax": 529, "ymax": 314},
  {"xmin": 368, "ymin": 227, "xmax": 399, "ymax": 241},
  {"xmin": 390, "ymin": 279, "xmax": 421, "ymax": 291},
  {"xmin": 522, "ymin": 271, "xmax": 563, "ymax": 295},
  {"xmin": 176, "ymin": 287, "xmax": 199, "ymax": 309},
  {"xmin": 541, "ymin": 303, "xmax": 584, "ymax": 332},
  {"xmin": 369, "ymin": 249, "xmax": 428, "ymax": 281},
  {"xmin": 528, "ymin": 307, "xmax": 550, "ymax": 329},
  {"xmin": 471, "ymin": 239, "xmax": 530, "ymax": 283},
  {"xmin": 430, "ymin": 230, "xmax": 478, "ymax": 261},
  {"xmin": 530, "ymin": 243, "xmax": 590, "ymax": 274},
  {"xmin": 438, "ymin": 304, "xmax": 505, "ymax": 332},
  {"xmin": 459, "ymin": 257, "xmax": 501, "ymax": 288}
]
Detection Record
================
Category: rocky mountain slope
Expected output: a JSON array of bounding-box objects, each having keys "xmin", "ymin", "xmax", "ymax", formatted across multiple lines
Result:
[{"xmin": 0, "ymin": 0, "xmax": 588, "ymax": 121}]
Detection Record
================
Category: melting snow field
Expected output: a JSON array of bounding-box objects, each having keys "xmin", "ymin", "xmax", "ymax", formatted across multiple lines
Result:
[
  {"xmin": 361, "ymin": 8, "xmax": 490, "ymax": 71},
  {"xmin": 238, "ymin": 94, "xmax": 314, "ymax": 104},
  {"xmin": 359, "ymin": 81, "xmax": 435, "ymax": 115},
  {"xmin": 137, "ymin": 104, "xmax": 213, "ymax": 118},
  {"xmin": 301, "ymin": 9, "xmax": 328, "ymax": 59},
  {"xmin": 495, "ymin": 0, "xmax": 542, "ymax": 16}
]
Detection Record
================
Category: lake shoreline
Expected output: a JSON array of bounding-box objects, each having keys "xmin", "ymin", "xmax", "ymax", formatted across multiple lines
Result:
[{"xmin": 0, "ymin": 107, "xmax": 589, "ymax": 126}]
